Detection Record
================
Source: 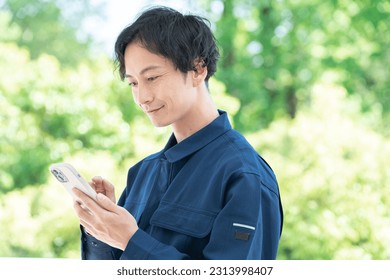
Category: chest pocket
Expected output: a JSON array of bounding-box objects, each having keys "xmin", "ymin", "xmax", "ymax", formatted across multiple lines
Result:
[{"xmin": 150, "ymin": 202, "xmax": 216, "ymax": 238}]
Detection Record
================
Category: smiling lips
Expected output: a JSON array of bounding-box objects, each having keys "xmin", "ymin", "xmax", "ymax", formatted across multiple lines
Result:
[{"xmin": 146, "ymin": 106, "xmax": 164, "ymax": 114}]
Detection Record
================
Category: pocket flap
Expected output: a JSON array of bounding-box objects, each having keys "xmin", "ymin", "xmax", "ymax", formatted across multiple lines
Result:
[{"xmin": 150, "ymin": 202, "xmax": 216, "ymax": 238}]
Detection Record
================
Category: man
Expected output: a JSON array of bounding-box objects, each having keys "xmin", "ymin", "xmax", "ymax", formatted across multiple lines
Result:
[{"xmin": 72, "ymin": 6, "xmax": 283, "ymax": 260}]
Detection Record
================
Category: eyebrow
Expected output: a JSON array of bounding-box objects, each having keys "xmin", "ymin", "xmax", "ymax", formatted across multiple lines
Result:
[{"xmin": 125, "ymin": 65, "xmax": 163, "ymax": 78}]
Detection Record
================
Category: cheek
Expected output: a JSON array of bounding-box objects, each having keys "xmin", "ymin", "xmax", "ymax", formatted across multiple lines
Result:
[
  {"xmin": 158, "ymin": 78, "xmax": 194, "ymax": 112},
  {"xmin": 166, "ymin": 91, "xmax": 190, "ymax": 113},
  {"xmin": 160, "ymin": 84, "xmax": 180, "ymax": 106}
]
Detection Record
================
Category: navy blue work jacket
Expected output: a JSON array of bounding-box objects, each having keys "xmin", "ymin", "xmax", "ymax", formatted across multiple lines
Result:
[{"xmin": 81, "ymin": 110, "xmax": 283, "ymax": 259}]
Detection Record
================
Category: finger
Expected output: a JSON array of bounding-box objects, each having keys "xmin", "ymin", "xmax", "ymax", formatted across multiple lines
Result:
[
  {"xmin": 92, "ymin": 176, "xmax": 103, "ymax": 186},
  {"xmin": 73, "ymin": 201, "xmax": 96, "ymax": 233},
  {"xmin": 102, "ymin": 178, "xmax": 116, "ymax": 202},
  {"xmin": 72, "ymin": 187, "xmax": 88, "ymax": 203},
  {"xmin": 79, "ymin": 218, "xmax": 96, "ymax": 236},
  {"xmin": 74, "ymin": 201, "xmax": 100, "ymax": 235},
  {"xmin": 88, "ymin": 180, "xmax": 97, "ymax": 192},
  {"xmin": 91, "ymin": 176, "xmax": 106, "ymax": 194},
  {"xmin": 72, "ymin": 188, "xmax": 102, "ymax": 215},
  {"xmin": 96, "ymin": 193, "xmax": 118, "ymax": 213},
  {"xmin": 73, "ymin": 199, "xmax": 93, "ymax": 216}
]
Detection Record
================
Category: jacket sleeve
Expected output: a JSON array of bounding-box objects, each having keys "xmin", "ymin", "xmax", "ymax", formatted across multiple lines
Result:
[
  {"xmin": 81, "ymin": 171, "xmax": 282, "ymax": 260},
  {"xmin": 80, "ymin": 221, "xmax": 191, "ymax": 260},
  {"xmin": 119, "ymin": 172, "xmax": 282, "ymax": 260},
  {"xmin": 80, "ymin": 226, "xmax": 122, "ymax": 260},
  {"xmin": 201, "ymin": 171, "xmax": 282, "ymax": 259},
  {"xmin": 119, "ymin": 229, "xmax": 190, "ymax": 259}
]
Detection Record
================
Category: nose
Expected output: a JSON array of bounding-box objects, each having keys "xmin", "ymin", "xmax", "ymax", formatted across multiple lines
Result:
[{"xmin": 133, "ymin": 85, "xmax": 153, "ymax": 109}]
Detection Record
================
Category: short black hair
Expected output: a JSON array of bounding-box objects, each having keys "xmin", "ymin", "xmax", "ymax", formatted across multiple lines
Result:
[{"xmin": 114, "ymin": 6, "xmax": 219, "ymax": 82}]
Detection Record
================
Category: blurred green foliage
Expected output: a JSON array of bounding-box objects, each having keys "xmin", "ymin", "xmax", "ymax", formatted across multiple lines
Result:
[
  {"xmin": 0, "ymin": 0, "xmax": 389, "ymax": 259},
  {"xmin": 212, "ymin": 0, "xmax": 390, "ymax": 133},
  {"xmin": 2, "ymin": 0, "xmax": 98, "ymax": 65},
  {"xmin": 0, "ymin": 37, "xmax": 135, "ymax": 192},
  {"xmin": 248, "ymin": 86, "xmax": 390, "ymax": 259}
]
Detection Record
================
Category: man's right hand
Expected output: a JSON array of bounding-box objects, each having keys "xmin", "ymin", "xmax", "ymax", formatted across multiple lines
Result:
[{"xmin": 89, "ymin": 176, "xmax": 116, "ymax": 203}]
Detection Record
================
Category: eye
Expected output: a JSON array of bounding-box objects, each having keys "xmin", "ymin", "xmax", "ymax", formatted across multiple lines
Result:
[
  {"xmin": 128, "ymin": 81, "xmax": 138, "ymax": 87},
  {"xmin": 147, "ymin": 76, "xmax": 159, "ymax": 82}
]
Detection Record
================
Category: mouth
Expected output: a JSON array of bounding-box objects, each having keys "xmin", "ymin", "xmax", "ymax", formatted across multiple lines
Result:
[{"xmin": 146, "ymin": 106, "xmax": 164, "ymax": 114}]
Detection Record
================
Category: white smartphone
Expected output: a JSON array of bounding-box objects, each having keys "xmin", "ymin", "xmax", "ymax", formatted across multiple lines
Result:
[{"xmin": 49, "ymin": 162, "xmax": 97, "ymax": 201}]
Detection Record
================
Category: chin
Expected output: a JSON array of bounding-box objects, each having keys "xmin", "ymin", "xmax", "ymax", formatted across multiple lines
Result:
[
  {"xmin": 150, "ymin": 118, "xmax": 171, "ymax": 128},
  {"xmin": 153, "ymin": 123, "xmax": 169, "ymax": 128}
]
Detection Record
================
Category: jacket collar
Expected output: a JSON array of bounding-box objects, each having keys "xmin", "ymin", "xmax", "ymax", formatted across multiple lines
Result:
[{"xmin": 163, "ymin": 110, "xmax": 232, "ymax": 163}]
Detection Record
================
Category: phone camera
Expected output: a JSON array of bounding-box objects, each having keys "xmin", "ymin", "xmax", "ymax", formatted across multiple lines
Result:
[{"xmin": 51, "ymin": 169, "xmax": 68, "ymax": 183}]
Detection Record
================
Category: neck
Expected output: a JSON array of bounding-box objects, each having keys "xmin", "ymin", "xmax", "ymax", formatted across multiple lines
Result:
[{"xmin": 172, "ymin": 86, "xmax": 219, "ymax": 143}]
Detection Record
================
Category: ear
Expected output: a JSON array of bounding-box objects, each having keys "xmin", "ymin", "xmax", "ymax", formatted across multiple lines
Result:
[{"xmin": 191, "ymin": 58, "xmax": 208, "ymax": 87}]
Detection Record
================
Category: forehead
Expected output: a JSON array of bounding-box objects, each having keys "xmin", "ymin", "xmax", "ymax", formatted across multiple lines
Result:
[{"xmin": 124, "ymin": 43, "xmax": 171, "ymax": 75}]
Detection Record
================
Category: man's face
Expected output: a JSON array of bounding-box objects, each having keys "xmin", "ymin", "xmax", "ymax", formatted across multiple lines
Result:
[{"xmin": 124, "ymin": 43, "xmax": 198, "ymax": 127}]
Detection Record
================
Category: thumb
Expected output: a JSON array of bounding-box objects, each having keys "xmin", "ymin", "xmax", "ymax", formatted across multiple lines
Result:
[
  {"xmin": 96, "ymin": 193, "xmax": 117, "ymax": 212},
  {"xmin": 102, "ymin": 178, "xmax": 116, "ymax": 203}
]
